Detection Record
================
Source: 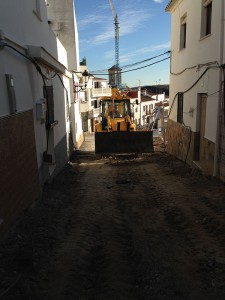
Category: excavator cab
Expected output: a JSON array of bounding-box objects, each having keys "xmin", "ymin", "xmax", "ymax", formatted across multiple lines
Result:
[
  {"xmin": 96, "ymin": 98, "xmax": 135, "ymax": 133},
  {"xmin": 103, "ymin": 99, "xmax": 130, "ymax": 117}
]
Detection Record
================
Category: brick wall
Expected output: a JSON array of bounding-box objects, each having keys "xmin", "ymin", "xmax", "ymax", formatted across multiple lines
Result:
[{"xmin": 0, "ymin": 110, "xmax": 40, "ymax": 232}]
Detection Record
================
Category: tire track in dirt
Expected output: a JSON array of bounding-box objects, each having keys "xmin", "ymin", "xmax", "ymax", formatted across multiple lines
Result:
[
  {"xmin": 111, "ymin": 160, "xmax": 225, "ymax": 299},
  {"xmin": 37, "ymin": 162, "xmax": 142, "ymax": 300},
  {"xmin": 1, "ymin": 154, "xmax": 225, "ymax": 299}
]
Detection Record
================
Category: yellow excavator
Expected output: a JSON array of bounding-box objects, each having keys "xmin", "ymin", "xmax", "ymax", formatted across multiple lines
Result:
[{"xmin": 94, "ymin": 88, "xmax": 154, "ymax": 154}]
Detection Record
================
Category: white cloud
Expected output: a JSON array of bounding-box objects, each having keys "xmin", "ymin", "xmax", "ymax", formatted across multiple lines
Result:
[
  {"xmin": 77, "ymin": 5, "xmax": 109, "ymax": 30},
  {"xmin": 78, "ymin": 3, "xmax": 153, "ymax": 48},
  {"xmin": 119, "ymin": 9, "xmax": 152, "ymax": 36},
  {"xmin": 78, "ymin": 14, "xmax": 105, "ymax": 28},
  {"xmin": 118, "ymin": 41, "xmax": 171, "ymax": 67},
  {"xmin": 153, "ymin": 0, "xmax": 164, "ymax": 3},
  {"xmin": 137, "ymin": 41, "xmax": 171, "ymax": 54}
]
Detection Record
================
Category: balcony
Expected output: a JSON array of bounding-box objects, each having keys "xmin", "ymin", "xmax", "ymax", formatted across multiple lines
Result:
[{"xmin": 91, "ymin": 87, "xmax": 112, "ymax": 97}]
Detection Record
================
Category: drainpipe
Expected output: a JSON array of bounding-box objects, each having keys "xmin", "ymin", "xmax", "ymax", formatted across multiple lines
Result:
[{"xmin": 213, "ymin": 0, "xmax": 224, "ymax": 177}]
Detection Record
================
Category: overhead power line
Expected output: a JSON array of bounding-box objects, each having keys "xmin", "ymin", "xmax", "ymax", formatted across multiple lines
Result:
[
  {"xmin": 90, "ymin": 51, "xmax": 171, "ymax": 74},
  {"xmin": 91, "ymin": 51, "xmax": 170, "ymax": 73},
  {"xmin": 91, "ymin": 56, "xmax": 170, "ymax": 76},
  {"xmin": 120, "ymin": 51, "xmax": 171, "ymax": 70}
]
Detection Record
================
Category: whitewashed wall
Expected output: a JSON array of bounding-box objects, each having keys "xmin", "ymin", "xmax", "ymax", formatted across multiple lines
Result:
[
  {"xmin": 169, "ymin": 0, "xmax": 222, "ymax": 142},
  {"xmin": 0, "ymin": 0, "xmax": 80, "ymax": 182}
]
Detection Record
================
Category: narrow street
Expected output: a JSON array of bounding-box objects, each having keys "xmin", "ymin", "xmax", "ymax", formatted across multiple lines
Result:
[{"xmin": 1, "ymin": 134, "xmax": 225, "ymax": 300}]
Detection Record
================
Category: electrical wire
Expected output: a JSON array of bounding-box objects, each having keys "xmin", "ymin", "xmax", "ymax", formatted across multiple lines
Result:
[
  {"xmin": 91, "ymin": 51, "xmax": 171, "ymax": 73},
  {"xmin": 170, "ymin": 60, "xmax": 219, "ymax": 76},
  {"xmin": 168, "ymin": 66, "xmax": 217, "ymax": 119},
  {"xmin": 122, "ymin": 51, "xmax": 171, "ymax": 69},
  {"xmin": 1, "ymin": 40, "xmax": 80, "ymax": 154},
  {"xmin": 0, "ymin": 40, "xmax": 53, "ymax": 153},
  {"xmin": 0, "ymin": 41, "xmax": 34, "ymax": 63},
  {"xmin": 0, "ymin": 41, "xmax": 50, "ymax": 80},
  {"xmin": 119, "ymin": 57, "xmax": 171, "ymax": 74},
  {"xmin": 166, "ymin": 64, "xmax": 221, "ymax": 162},
  {"xmin": 4, "ymin": 39, "xmax": 221, "ymax": 162},
  {"xmin": 183, "ymin": 88, "xmax": 223, "ymax": 114},
  {"xmin": 91, "ymin": 56, "xmax": 170, "ymax": 76}
]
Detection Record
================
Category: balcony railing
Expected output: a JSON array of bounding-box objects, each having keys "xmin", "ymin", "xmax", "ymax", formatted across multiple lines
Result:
[{"xmin": 91, "ymin": 87, "xmax": 112, "ymax": 97}]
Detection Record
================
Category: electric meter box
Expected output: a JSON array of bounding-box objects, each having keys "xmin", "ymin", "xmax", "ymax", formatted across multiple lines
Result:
[{"xmin": 36, "ymin": 98, "xmax": 46, "ymax": 121}]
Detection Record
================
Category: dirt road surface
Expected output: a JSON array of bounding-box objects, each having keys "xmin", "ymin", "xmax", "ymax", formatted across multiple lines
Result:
[{"xmin": 1, "ymin": 135, "xmax": 225, "ymax": 299}]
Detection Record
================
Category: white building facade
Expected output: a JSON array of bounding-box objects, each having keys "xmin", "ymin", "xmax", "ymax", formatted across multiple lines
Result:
[
  {"xmin": 0, "ymin": 0, "xmax": 81, "ymax": 231},
  {"xmin": 47, "ymin": 0, "xmax": 84, "ymax": 150},
  {"xmin": 79, "ymin": 70, "xmax": 112, "ymax": 133},
  {"xmin": 166, "ymin": 0, "xmax": 225, "ymax": 181}
]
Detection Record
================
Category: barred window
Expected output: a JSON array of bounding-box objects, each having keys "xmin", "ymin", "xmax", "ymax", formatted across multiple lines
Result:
[{"xmin": 177, "ymin": 92, "xmax": 183, "ymax": 124}]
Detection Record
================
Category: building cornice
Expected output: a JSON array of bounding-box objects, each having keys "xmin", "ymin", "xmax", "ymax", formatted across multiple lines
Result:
[{"xmin": 165, "ymin": 0, "xmax": 179, "ymax": 12}]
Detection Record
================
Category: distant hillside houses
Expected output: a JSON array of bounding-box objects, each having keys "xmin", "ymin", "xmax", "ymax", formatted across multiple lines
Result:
[
  {"xmin": 142, "ymin": 85, "xmax": 169, "ymax": 97},
  {"xmin": 131, "ymin": 85, "xmax": 169, "ymax": 98}
]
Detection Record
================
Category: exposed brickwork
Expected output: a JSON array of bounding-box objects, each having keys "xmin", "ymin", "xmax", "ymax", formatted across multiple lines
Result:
[
  {"xmin": 166, "ymin": 119, "xmax": 194, "ymax": 163},
  {"xmin": 0, "ymin": 110, "xmax": 40, "ymax": 232},
  {"xmin": 166, "ymin": 119, "xmax": 215, "ymax": 175},
  {"xmin": 199, "ymin": 137, "xmax": 215, "ymax": 175}
]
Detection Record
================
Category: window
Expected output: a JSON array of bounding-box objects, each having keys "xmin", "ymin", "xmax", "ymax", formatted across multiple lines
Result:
[
  {"xmin": 205, "ymin": 1, "xmax": 212, "ymax": 35},
  {"xmin": 33, "ymin": 0, "xmax": 42, "ymax": 20},
  {"xmin": 180, "ymin": 14, "xmax": 187, "ymax": 49},
  {"xmin": 177, "ymin": 92, "xmax": 183, "ymax": 124},
  {"xmin": 201, "ymin": 0, "xmax": 212, "ymax": 38}
]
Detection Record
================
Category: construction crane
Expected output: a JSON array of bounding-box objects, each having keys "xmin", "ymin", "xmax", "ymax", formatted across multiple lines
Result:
[{"xmin": 109, "ymin": 0, "xmax": 120, "ymax": 88}]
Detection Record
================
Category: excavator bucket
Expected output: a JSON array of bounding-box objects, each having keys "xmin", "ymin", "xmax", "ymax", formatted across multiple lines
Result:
[{"xmin": 95, "ymin": 131, "xmax": 154, "ymax": 154}]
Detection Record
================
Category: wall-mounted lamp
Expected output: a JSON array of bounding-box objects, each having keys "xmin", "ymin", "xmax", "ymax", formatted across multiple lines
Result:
[{"xmin": 74, "ymin": 69, "xmax": 89, "ymax": 93}]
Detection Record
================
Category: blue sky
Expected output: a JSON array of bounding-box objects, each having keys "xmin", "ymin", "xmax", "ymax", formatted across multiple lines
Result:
[{"xmin": 75, "ymin": 0, "xmax": 171, "ymax": 87}]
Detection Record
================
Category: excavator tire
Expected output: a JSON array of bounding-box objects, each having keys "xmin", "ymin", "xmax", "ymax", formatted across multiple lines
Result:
[{"xmin": 95, "ymin": 131, "xmax": 154, "ymax": 154}]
